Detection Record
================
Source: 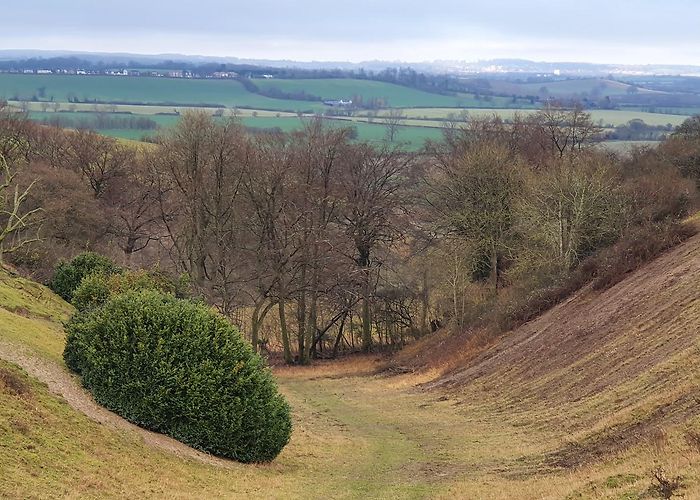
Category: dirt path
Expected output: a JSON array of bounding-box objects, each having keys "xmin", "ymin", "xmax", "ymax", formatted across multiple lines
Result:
[{"xmin": 0, "ymin": 340, "xmax": 235, "ymax": 469}]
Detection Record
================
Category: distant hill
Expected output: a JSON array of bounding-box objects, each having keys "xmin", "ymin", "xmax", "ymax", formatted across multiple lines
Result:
[{"xmin": 2, "ymin": 50, "xmax": 700, "ymax": 77}]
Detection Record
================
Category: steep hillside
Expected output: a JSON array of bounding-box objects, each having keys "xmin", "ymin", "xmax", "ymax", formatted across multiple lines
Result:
[
  {"xmin": 391, "ymin": 231, "xmax": 700, "ymax": 492},
  {"xmin": 437, "ymin": 231, "xmax": 700, "ymax": 466}
]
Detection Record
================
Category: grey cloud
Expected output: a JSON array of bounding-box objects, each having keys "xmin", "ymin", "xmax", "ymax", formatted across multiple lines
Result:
[{"xmin": 3, "ymin": 0, "xmax": 699, "ymax": 63}]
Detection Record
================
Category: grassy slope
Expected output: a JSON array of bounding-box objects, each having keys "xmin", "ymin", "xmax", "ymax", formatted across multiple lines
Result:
[{"xmin": 0, "ymin": 271, "xmax": 479, "ymax": 498}]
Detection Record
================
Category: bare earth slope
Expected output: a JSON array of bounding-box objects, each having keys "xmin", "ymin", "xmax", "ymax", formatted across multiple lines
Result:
[{"xmin": 437, "ymin": 232, "xmax": 700, "ymax": 469}]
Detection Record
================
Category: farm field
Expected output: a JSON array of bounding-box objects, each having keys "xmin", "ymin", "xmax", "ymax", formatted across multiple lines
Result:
[
  {"xmin": 16, "ymin": 101, "xmax": 298, "ymax": 117},
  {"xmin": 28, "ymin": 110, "xmax": 180, "ymax": 128},
  {"xmin": 5, "ymin": 74, "xmax": 693, "ymax": 151},
  {"xmin": 27, "ymin": 110, "xmax": 444, "ymax": 150},
  {"xmin": 480, "ymin": 77, "xmax": 661, "ymax": 98},
  {"xmin": 0, "ymin": 74, "xmax": 326, "ymax": 112},
  {"xmin": 241, "ymin": 116, "xmax": 444, "ymax": 146},
  {"xmin": 253, "ymin": 78, "xmax": 533, "ymax": 108},
  {"xmin": 358, "ymin": 107, "xmax": 691, "ymax": 126},
  {"xmin": 0, "ymin": 75, "xmax": 537, "ymax": 112},
  {"xmin": 599, "ymin": 140, "xmax": 662, "ymax": 153}
]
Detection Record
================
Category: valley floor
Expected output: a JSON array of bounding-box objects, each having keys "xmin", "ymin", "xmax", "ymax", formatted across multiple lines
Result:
[
  {"xmin": 2, "ymin": 349, "xmax": 698, "ymax": 499},
  {"xmin": 1, "ymin": 238, "xmax": 699, "ymax": 499}
]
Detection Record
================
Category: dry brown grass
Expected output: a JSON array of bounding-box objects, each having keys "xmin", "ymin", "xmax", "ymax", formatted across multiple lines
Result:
[
  {"xmin": 273, "ymin": 353, "xmax": 384, "ymax": 379},
  {"xmin": 2, "ymin": 231, "xmax": 700, "ymax": 498}
]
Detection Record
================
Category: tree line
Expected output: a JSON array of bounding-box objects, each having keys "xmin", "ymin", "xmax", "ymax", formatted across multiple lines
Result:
[{"xmin": 1, "ymin": 102, "xmax": 698, "ymax": 364}]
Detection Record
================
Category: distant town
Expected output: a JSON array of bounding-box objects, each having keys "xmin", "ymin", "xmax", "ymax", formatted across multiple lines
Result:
[{"xmin": 0, "ymin": 67, "xmax": 279, "ymax": 80}]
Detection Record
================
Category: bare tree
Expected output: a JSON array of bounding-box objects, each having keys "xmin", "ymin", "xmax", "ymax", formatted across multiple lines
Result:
[
  {"xmin": 105, "ymin": 155, "xmax": 165, "ymax": 257},
  {"xmin": 0, "ymin": 154, "xmax": 42, "ymax": 263},
  {"xmin": 155, "ymin": 111, "xmax": 251, "ymax": 313},
  {"xmin": 519, "ymin": 152, "xmax": 625, "ymax": 270},
  {"xmin": 287, "ymin": 118, "xmax": 354, "ymax": 364},
  {"xmin": 383, "ymin": 109, "xmax": 406, "ymax": 143},
  {"xmin": 0, "ymin": 103, "xmax": 34, "ymax": 164},
  {"xmin": 531, "ymin": 103, "xmax": 601, "ymax": 158},
  {"xmin": 67, "ymin": 130, "xmax": 133, "ymax": 198},
  {"xmin": 340, "ymin": 144, "xmax": 411, "ymax": 351},
  {"xmin": 428, "ymin": 141, "xmax": 521, "ymax": 291},
  {"xmin": 242, "ymin": 133, "xmax": 300, "ymax": 362}
]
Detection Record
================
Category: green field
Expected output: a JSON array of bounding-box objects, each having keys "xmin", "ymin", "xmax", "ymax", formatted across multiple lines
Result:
[
  {"xmin": 360, "ymin": 107, "xmax": 690, "ymax": 127},
  {"xmin": 28, "ymin": 110, "xmax": 180, "ymax": 127},
  {"xmin": 26, "ymin": 110, "xmax": 443, "ymax": 150},
  {"xmin": 7, "ymin": 73, "xmax": 692, "ymax": 151},
  {"xmin": 0, "ymin": 74, "xmax": 326, "ymax": 112},
  {"xmin": 17, "ymin": 101, "xmax": 299, "ymax": 117},
  {"xmin": 482, "ymin": 78, "xmax": 658, "ymax": 98},
  {"xmin": 253, "ymin": 78, "xmax": 531, "ymax": 108},
  {"xmin": 0, "ymin": 74, "xmax": 538, "ymax": 112},
  {"xmin": 26, "ymin": 107, "xmax": 687, "ymax": 151}
]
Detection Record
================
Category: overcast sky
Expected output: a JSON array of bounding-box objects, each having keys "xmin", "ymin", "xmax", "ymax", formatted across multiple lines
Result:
[{"xmin": 3, "ymin": 1, "xmax": 699, "ymax": 65}]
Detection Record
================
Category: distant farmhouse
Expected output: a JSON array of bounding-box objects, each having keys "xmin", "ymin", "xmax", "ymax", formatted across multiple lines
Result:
[
  {"xmin": 211, "ymin": 71, "xmax": 238, "ymax": 79},
  {"xmin": 323, "ymin": 99, "xmax": 353, "ymax": 107}
]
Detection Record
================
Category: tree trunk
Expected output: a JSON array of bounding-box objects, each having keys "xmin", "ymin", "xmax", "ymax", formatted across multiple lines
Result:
[
  {"xmin": 360, "ymin": 249, "xmax": 373, "ymax": 352},
  {"xmin": 278, "ymin": 298, "xmax": 293, "ymax": 364},
  {"xmin": 331, "ymin": 313, "xmax": 348, "ymax": 358},
  {"xmin": 296, "ymin": 265, "xmax": 307, "ymax": 364},
  {"xmin": 303, "ymin": 291, "xmax": 317, "ymax": 364},
  {"xmin": 361, "ymin": 293, "xmax": 372, "ymax": 352},
  {"xmin": 251, "ymin": 299, "xmax": 274, "ymax": 353},
  {"xmin": 349, "ymin": 312, "xmax": 355, "ymax": 349}
]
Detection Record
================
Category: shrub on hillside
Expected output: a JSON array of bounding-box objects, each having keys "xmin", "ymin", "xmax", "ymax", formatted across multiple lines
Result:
[
  {"xmin": 70, "ymin": 269, "xmax": 182, "ymax": 312},
  {"xmin": 70, "ymin": 273, "xmax": 111, "ymax": 313},
  {"xmin": 64, "ymin": 290, "xmax": 292, "ymax": 463},
  {"xmin": 49, "ymin": 252, "xmax": 121, "ymax": 302}
]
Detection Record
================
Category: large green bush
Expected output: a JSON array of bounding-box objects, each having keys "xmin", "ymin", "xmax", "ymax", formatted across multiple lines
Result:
[
  {"xmin": 64, "ymin": 290, "xmax": 292, "ymax": 463},
  {"xmin": 49, "ymin": 252, "xmax": 121, "ymax": 302},
  {"xmin": 70, "ymin": 269, "xmax": 180, "ymax": 312}
]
